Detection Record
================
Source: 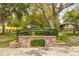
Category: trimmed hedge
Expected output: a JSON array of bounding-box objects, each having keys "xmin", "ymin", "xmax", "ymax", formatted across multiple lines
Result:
[
  {"xmin": 31, "ymin": 39, "xmax": 45, "ymax": 47},
  {"xmin": 16, "ymin": 29, "xmax": 58, "ymax": 36}
]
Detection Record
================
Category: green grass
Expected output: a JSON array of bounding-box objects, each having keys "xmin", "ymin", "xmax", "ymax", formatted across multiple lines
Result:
[
  {"xmin": 0, "ymin": 39, "xmax": 14, "ymax": 44},
  {"xmin": 64, "ymin": 33, "xmax": 79, "ymax": 36},
  {"xmin": 0, "ymin": 34, "xmax": 17, "ymax": 47},
  {"xmin": 58, "ymin": 32, "xmax": 79, "ymax": 46},
  {"xmin": 57, "ymin": 35, "xmax": 69, "ymax": 43},
  {"xmin": 0, "ymin": 34, "xmax": 17, "ymax": 38},
  {"xmin": 0, "ymin": 39, "xmax": 14, "ymax": 47},
  {"xmin": 57, "ymin": 32, "xmax": 74, "ymax": 45}
]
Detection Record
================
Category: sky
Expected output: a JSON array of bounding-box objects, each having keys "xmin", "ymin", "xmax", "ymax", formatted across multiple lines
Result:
[{"xmin": 59, "ymin": 3, "xmax": 79, "ymax": 24}]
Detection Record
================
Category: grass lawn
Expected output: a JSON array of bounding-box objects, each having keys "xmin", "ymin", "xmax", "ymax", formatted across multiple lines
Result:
[
  {"xmin": 0, "ymin": 33, "xmax": 17, "ymax": 38},
  {"xmin": 58, "ymin": 32, "xmax": 79, "ymax": 46},
  {"xmin": 57, "ymin": 35, "xmax": 70, "ymax": 45},
  {"xmin": 0, "ymin": 39, "xmax": 14, "ymax": 48},
  {"xmin": 64, "ymin": 33, "xmax": 79, "ymax": 36},
  {"xmin": 0, "ymin": 33, "xmax": 17, "ymax": 48}
]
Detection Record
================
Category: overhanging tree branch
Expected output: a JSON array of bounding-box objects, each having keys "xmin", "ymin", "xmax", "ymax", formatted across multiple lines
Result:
[{"xmin": 35, "ymin": 4, "xmax": 51, "ymax": 27}]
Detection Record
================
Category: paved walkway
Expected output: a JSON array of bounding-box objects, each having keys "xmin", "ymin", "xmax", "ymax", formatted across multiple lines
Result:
[{"xmin": 0, "ymin": 46, "xmax": 79, "ymax": 56}]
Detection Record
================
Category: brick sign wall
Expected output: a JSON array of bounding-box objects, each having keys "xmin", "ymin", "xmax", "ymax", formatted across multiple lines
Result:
[{"xmin": 18, "ymin": 36, "xmax": 57, "ymax": 48}]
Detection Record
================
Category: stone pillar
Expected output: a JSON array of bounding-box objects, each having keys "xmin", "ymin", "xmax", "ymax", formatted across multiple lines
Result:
[
  {"xmin": 19, "ymin": 36, "xmax": 30, "ymax": 48},
  {"xmin": 44, "ymin": 36, "xmax": 56, "ymax": 47}
]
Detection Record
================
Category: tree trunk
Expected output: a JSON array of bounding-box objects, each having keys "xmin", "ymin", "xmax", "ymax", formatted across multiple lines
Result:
[
  {"xmin": 51, "ymin": 4, "xmax": 58, "ymax": 29},
  {"xmin": 73, "ymin": 30, "xmax": 76, "ymax": 34},
  {"xmin": 78, "ymin": 31, "xmax": 79, "ymax": 33},
  {"xmin": 52, "ymin": 16, "xmax": 57, "ymax": 29},
  {"xmin": 42, "ymin": 10, "xmax": 51, "ymax": 27},
  {"xmin": 2, "ymin": 20, "xmax": 5, "ymax": 34},
  {"xmin": 73, "ymin": 24, "xmax": 76, "ymax": 34}
]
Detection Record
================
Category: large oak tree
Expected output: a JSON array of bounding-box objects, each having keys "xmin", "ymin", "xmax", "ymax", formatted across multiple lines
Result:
[{"xmin": 35, "ymin": 3, "xmax": 74, "ymax": 29}]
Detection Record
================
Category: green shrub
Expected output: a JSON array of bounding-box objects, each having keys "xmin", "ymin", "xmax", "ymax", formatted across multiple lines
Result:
[
  {"xmin": 31, "ymin": 39, "xmax": 45, "ymax": 47},
  {"xmin": 16, "ymin": 29, "xmax": 31, "ymax": 36},
  {"xmin": 57, "ymin": 35, "xmax": 65, "ymax": 41},
  {"xmin": 57, "ymin": 34, "xmax": 69, "ymax": 44},
  {"xmin": 16, "ymin": 29, "xmax": 58, "ymax": 36}
]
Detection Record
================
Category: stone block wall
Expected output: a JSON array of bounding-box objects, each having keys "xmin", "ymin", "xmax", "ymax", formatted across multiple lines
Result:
[{"xmin": 18, "ymin": 36, "xmax": 57, "ymax": 48}]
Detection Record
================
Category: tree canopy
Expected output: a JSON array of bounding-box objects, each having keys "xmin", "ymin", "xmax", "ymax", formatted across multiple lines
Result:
[{"xmin": 0, "ymin": 3, "xmax": 74, "ymax": 34}]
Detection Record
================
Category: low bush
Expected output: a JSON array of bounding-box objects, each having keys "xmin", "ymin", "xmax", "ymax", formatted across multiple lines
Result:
[
  {"xmin": 16, "ymin": 29, "xmax": 58, "ymax": 36},
  {"xmin": 31, "ymin": 39, "xmax": 45, "ymax": 47},
  {"xmin": 57, "ymin": 34, "xmax": 70, "ymax": 44}
]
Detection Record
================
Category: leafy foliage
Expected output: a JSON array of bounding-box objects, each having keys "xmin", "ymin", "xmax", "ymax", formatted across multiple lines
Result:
[
  {"xmin": 63, "ymin": 9, "xmax": 79, "ymax": 25},
  {"xmin": 0, "ymin": 3, "xmax": 74, "ymax": 34},
  {"xmin": 57, "ymin": 34, "xmax": 70, "ymax": 44},
  {"xmin": 16, "ymin": 29, "xmax": 58, "ymax": 36},
  {"xmin": 31, "ymin": 39, "xmax": 45, "ymax": 47}
]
